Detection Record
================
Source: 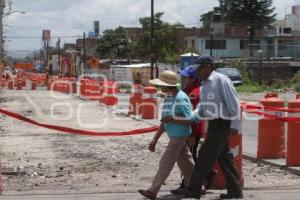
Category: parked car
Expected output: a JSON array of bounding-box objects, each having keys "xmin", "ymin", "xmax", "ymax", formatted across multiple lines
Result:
[{"xmin": 215, "ymin": 67, "xmax": 243, "ymax": 86}]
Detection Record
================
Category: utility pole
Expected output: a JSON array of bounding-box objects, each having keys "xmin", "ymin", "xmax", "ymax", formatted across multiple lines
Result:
[
  {"xmin": 293, "ymin": 18, "xmax": 296, "ymax": 59},
  {"xmin": 210, "ymin": 28, "xmax": 214, "ymax": 56},
  {"xmin": 83, "ymin": 32, "xmax": 86, "ymax": 70},
  {"xmin": 258, "ymin": 50, "xmax": 263, "ymax": 85},
  {"xmin": 0, "ymin": 0, "xmax": 5, "ymax": 60},
  {"xmin": 150, "ymin": 0, "xmax": 154, "ymax": 79},
  {"xmin": 57, "ymin": 38, "xmax": 60, "ymax": 75}
]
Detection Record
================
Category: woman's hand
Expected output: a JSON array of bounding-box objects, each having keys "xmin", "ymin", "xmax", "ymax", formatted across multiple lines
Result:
[
  {"xmin": 149, "ymin": 139, "xmax": 157, "ymax": 152},
  {"xmin": 187, "ymin": 137, "xmax": 195, "ymax": 147}
]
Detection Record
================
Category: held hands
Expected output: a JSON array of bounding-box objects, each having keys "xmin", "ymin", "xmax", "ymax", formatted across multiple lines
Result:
[{"xmin": 187, "ymin": 137, "xmax": 195, "ymax": 147}]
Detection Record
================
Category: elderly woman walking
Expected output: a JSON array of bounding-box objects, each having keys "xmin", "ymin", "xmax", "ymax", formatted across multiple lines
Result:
[{"xmin": 138, "ymin": 70, "xmax": 195, "ymax": 200}]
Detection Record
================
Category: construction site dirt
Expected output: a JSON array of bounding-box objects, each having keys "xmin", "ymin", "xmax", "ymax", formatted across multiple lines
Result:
[{"xmin": 0, "ymin": 90, "xmax": 300, "ymax": 193}]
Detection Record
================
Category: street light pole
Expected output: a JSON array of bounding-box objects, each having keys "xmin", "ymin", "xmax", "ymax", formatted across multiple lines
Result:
[
  {"xmin": 210, "ymin": 28, "xmax": 214, "ymax": 56},
  {"xmin": 258, "ymin": 50, "xmax": 263, "ymax": 85},
  {"xmin": 150, "ymin": 0, "xmax": 154, "ymax": 79},
  {"xmin": 0, "ymin": 0, "xmax": 5, "ymax": 60},
  {"xmin": 83, "ymin": 32, "xmax": 86, "ymax": 70}
]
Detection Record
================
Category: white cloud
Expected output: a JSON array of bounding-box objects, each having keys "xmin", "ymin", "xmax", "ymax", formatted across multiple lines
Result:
[{"xmin": 3, "ymin": 0, "xmax": 298, "ymax": 57}]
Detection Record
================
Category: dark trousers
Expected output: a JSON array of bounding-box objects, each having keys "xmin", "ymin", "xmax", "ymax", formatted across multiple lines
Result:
[{"xmin": 188, "ymin": 118, "xmax": 242, "ymax": 196}]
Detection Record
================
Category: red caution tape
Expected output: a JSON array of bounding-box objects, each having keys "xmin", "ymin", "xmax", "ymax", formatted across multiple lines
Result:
[
  {"xmin": 243, "ymin": 108, "xmax": 300, "ymax": 122},
  {"xmin": 241, "ymin": 102, "xmax": 300, "ymax": 113},
  {"xmin": 0, "ymin": 108, "xmax": 159, "ymax": 136}
]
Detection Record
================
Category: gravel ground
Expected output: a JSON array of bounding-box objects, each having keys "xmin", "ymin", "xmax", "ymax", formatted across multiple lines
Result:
[{"xmin": 0, "ymin": 90, "xmax": 299, "ymax": 193}]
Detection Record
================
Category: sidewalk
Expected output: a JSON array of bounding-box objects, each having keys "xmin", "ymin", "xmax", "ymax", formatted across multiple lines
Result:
[{"xmin": 1, "ymin": 188, "xmax": 300, "ymax": 200}]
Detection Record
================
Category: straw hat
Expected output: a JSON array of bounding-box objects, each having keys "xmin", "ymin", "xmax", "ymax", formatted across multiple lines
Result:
[{"xmin": 149, "ymin": 70, "xmax": 179, "ymax": 87}]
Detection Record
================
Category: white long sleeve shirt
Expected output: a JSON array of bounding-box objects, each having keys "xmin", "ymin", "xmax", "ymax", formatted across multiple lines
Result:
[{"xmin": 193, "ymin": 71, "xmax": 241, "ymax": 131}]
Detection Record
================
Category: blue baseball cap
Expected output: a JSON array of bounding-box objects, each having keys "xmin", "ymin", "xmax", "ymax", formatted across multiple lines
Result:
[
  {"xmin": 195, "ymin": 55, "xmax": 215, "ymax": 68},
  {"xmin": 179, "ymin": 65, "xmax": 197, "ymax": 77}
]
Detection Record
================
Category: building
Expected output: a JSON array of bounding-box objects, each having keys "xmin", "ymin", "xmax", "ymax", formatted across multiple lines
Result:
[
  {"xmin": 286, "ymin": 5, "xmax": 300, "ymax": 31},
  {"xmin": 76, "ymin": 37, "xmax": 98, "ymax": 57},
  {"xmin": 185, "ymin": 24, "xmax": 268, "ymax": 58},
  {"xmin": 184, "ymin": 5, "xmax": 300, "ymax": 59}
]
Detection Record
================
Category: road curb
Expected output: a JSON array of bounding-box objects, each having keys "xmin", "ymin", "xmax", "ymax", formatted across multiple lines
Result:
[{"xmin": 243, "ymin": 153, "xmax": 300, "ymax": 176}]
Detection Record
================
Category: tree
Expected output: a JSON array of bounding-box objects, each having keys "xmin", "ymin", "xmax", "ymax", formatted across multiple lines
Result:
[
  {"xmin": 200, "ymin": 0, "xmax": 276, "ymax": 56},
  {"xmin": 221, "ymin": 0, "xmax": 276, "ymax": 43},
  {"xmin": 96, "ymin": 26, "xmax": 131, "ymax": 59},
  {"xmin": 134, "ymin": 12, "xmax": 183, "ymax": 63},
  {"xmin": 200, "ymin": 7, "xmax": 221, "ymax": 27}
]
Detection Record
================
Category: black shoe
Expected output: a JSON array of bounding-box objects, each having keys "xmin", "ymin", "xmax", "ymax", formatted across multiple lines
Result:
[
  {"xmin": 205, "ymin": 170, "xmax": 217, "ymax": 190},
  {"xmin": 170, "ymin": 187, "xmax": 183, "ymax": 195},
  {"xmin": 220, "ymin": 193, "xmax": 243, "ymax": 199},
  {"xmin": 171, "ymin": 187, "xmax": 206, "ymax": 196},
  {"xmin": 173, "ymin": 188, "xmax": 201, "ymax": 199}
]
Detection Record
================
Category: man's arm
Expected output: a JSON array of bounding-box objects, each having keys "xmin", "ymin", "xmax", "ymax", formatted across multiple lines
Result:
[{"xmin": 221, "ymin": 78, "xmax": 241, "ymax": 134}]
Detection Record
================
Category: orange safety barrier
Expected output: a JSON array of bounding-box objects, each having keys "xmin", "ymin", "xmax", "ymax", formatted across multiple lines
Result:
[
  {"xmin": 22, "ymin": 79, "xmax": 26, "ymax": 87},
  {"xmin": 79, "ymin": 79, "xmax": 101, "ymax": 100},
  {"xmin": 31, "ymin": 79, "xmax": 37, "ymax": 90},
  {"xmin": 209, "ymin": 106, "xmax": 244, "ymax": 189},
  {"xmin": 286, "ymin": 94, "xmax": 300, "ymax": 166},
  {"xmin": 80, "ymin": 79, "xmax": 87, "ymax": 97},
  {"xmin": 257, "ymin": 93, "xmax": 285, "ymax": 159},
  {"xmin": 101, "ymin": 81, "xmax": 118, "ymax": 106},
  {"xmin": 128, "ymin": 84, "xmax": 143, "ymax": 115},
  {"xmin": 87, "ymin": 80, "xmax": 101, "ymax": 100},
  {"xmin": 210, "ymin": 134, "xmax": 243, "ymax": 189},
  {"xmin": 141, "ymin": 86, "xmax": 158, "ymax": 119},
  {"xmin": 8, "ymin": 80, "xmax": 14, "ymax": 90},
  {"xmin": 16, "ymin": 79, "xmax": 23, "ymax": 90}
]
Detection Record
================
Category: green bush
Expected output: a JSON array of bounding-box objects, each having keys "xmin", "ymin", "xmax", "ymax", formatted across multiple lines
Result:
[
  {"xmin": 236, "ymin": 83, "xmax": 270, "ymax": 93},
  {"xmin": 291, "ymin": 71, "xmax": 300, "ymax": 83},
  {"xmin": 295, "ymin": 82, "xmax": 300, "ymax": 92},
  {"xmin": 228, "ymin": 59, "xmax": 251, "ymax": 84}
]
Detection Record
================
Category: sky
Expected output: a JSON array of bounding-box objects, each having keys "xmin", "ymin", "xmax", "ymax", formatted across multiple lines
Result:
[{"xmin": 3, "ymin": 0, "xmax": 300, "ymax": 58}]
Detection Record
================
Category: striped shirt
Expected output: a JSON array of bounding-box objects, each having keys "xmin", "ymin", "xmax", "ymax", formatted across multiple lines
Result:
[{"xmin": 193, "ymin": 71, "xmax": 241, "ymax": 131}]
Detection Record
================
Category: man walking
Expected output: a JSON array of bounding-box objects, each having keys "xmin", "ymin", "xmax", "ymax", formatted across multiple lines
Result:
[{"xmin": 176, "ymin": 55, "xmax": 243, "ymax": 199}]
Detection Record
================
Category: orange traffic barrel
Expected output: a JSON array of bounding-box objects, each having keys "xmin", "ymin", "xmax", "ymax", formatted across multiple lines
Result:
[
  {"xmin": 257, "ymin": 93, "xmax": 285, "ymax": 159},
  {"xmin": 286, "ymin": 94, "xmax": 300, "ymax": 166},
  {"xmin": 87, "ymin": 80, "xmax": 101, "ymax": 100},
  {"xmin": 209, "ymin": 106, "xmax": 243, "ymax": 189},
  {"xmin": 31, "ymin": 79, "xmax": 37, "ymax": 90},
  {"xmin": 98, "ymin": 81, "xmax": 104, "ymax": 102},
  {"xmin": 210, "ymin": 133, "xmax": 243, "ymax": 189},
  {"xmin": 102, "ymin": 81, "xmax": 118, "ymax": 106},
  {"xmin": 80, "ymin": 79, "xmax": 88, "ymax": 98},
  {"xmin": 8, "ymin": 80, "xmax": 14, "ymax": 90},
  {"xmin": 128, "ymin": 84, "xmax": 143, "ymax": 115},
  {"xmin": 141, "ymin": 86, "xmax": 158, "ymax": 119},
  {"xmin": 16, "ymin": 79, "xmax": 23, "ymax": 90},
  {"xmin": 22, "ymin": 79, "xmax": 26, "ymax": 87}
]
